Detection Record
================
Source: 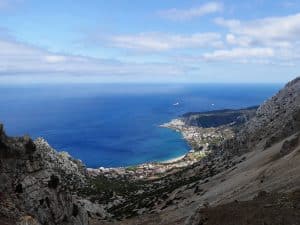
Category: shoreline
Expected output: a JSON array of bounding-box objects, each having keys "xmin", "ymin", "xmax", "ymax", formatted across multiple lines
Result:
[
  {"xmin": 87, "ymin": 148, "xmax": 190, "ymax": 170},
  {"xmin": 86, "ymin": 115, "xmax": 236, "ymax": 180},
  {"xmin": 159, "ymin": 154, "xmax": 186, "ymax": 164},
  {"xmin": 87, "ymin": 119, "xmax": 191, "ymax": 170},
  {"xmin": 87, "ymin": 105, "xmax": 254, "ymax": 174},
  {"xmin": 87, "ymin": 145, "xmax": 191, "ymax": 170},
  {"xmin": 87, "ymin": 120, "xmax": 192, "ymax": 170},
  {"xmin": 87, "ymin": 151, "xmax": 191, "ymax": 175},
  {"xmin": 87, "ymin": 119, "xmax": 207, "ymax": 180}
]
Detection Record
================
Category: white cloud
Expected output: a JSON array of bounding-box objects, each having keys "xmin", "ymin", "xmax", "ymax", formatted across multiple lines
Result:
[
  {"xmin": 214, "ymin": 18, "xmax": 241, "ymax": 30},
  {"xmin": 44, "ymin": 55, "xmax": 67, "ymax": 63},
  {"xmin": 159, "ymin": 2, "xmax": 223, "ymax": 21},
  {"xmin": 216, "ymin": 13, "xmax": 300, "ymax": 46},
  {"xmin": 106, "ymin": 32, "xmax": 223, "ymax": 51},
  {"xmin": 225, "ymin": 34, "xmax": 253, "ymax": 47},
  {"xmin": 0, "ymin": 35, "xmax": 191, "ymax": 79},
  {"xmin": 208, "ymin": 13, "xmax": 300, "ymax": 64},
  {"xmin": 202, "ymin": 47, "xmax": 275, "ymax": 61}
]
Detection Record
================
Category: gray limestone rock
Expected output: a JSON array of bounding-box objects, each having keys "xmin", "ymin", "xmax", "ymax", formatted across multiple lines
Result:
[
  {"xmin": 0, "ymin": 128, "xmax": 89, "ymax": 225},
  {"xmin": 221, "ymin": 76, "xmax": 300, "ymax": 157}
]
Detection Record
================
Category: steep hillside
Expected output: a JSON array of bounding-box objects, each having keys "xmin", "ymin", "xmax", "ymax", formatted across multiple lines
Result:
[
  {"xmin": 0, "ymin": 125, "xmax": 91, "ymax": 225},
  {"xmin": 222, "ymin": 78, "xmax": 300, "ymax": 156},
  {"xmin": 181, "ymin": 77, "xmax": 300, "ymax": 224},
  {"xmin": 187, "ymin": 190, "xmax": 300, "ymax": 225}
]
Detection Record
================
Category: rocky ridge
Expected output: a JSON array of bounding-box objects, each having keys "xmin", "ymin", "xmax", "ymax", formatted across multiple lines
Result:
[
  {"xmin": 0, "ymin": 126, "xmax": 97, "ymax": 225},
  {"xmin": 221, "ymin": 78, "xmax": 300, "ymax": 157}
]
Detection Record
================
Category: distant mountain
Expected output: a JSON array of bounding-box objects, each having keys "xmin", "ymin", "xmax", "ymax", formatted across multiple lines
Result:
[{"xmin": 181, "ymin": 106, "xmax": 258, "ymax": 128}]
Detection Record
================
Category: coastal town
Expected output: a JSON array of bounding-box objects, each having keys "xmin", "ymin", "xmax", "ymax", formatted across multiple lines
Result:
[
  {"xmin": 88, "ymin": 117, "xmax": 235, "ymax": 180},
  {"xmin": 160, "ymin": 118, "xmax": 235, "ymax": 151}
]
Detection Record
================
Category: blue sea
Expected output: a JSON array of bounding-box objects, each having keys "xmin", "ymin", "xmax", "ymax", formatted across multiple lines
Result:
[{"xmin": 0, "ymin": 83, "xmax": 282, "ymax": 168}]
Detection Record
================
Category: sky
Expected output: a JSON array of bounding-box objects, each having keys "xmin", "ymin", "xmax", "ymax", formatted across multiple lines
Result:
[{"xmin": 0, "ymin": 0, "xmax": 300, "ymax": 83}]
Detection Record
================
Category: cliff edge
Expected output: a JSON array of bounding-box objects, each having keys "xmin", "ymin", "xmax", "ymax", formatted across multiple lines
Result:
[{"xmin": 0, "ymin": 127, "xmax": 89, "ymax": 225}]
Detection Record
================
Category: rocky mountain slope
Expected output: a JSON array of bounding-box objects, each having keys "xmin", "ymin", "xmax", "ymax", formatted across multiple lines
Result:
[
  {"xmin": 0, "ymin": 127, "xmax": 93, "ymax": 225},
  {"xmin": 221, "ymin": 77, "xmax": 300, "ymax": 157},
  {"xmin": 0, "ymin": 77, "xmax": 300, "ymax": 225}
]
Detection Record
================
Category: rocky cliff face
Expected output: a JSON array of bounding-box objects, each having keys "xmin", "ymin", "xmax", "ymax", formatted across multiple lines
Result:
[
  {"xmin": 0, "ymin": 125, "xmax": 89, "ymax": 225},
  {"xmin": 222, "ymin": 77, "xmax": 300, "ymax": 156}
]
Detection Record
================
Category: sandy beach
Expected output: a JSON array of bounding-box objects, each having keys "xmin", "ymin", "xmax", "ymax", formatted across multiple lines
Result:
[{"xmin": 160, "ymin": 154, "xmax": 186, "ymax": 164}]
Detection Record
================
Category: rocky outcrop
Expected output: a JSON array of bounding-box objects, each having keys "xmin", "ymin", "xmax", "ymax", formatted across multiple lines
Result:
[
  {"xmin": 0, "ymin": 126, "xmax": 90, "ymax": 225},
  {"xmin": 221, "ymin": 77, "xmax": 300, "ymax": 156}
]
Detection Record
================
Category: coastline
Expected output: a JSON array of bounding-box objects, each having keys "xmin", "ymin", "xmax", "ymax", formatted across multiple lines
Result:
[
  {"xmin": 87, "ymin": 118, "xmax": 208, "ymax": 180},
  {"xmin": 87, "ymin": 113, "xmax": 241, "ymax": 180},
  {"xmin": 87, "ymin": 149, "xmax": 194, "ymax": 180},
  {"xmin": 87, "ymin": 119, "xmax": 191, "ymax": 169},
  {"xmin": 87, "ymin": 105, "xmax": 258, "ymax": 180},
  {"xmin": 160, "ymin": 154, "xmax": 186, "ymax": 164}
]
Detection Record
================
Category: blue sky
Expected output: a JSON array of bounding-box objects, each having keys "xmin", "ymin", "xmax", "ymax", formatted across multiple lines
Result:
[{"xmin": 0, "ymin": 0, "xmax": 300, "ymax": 83}]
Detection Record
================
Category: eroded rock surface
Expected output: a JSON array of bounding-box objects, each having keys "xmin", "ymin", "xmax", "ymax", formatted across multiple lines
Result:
[
  {"xmin": 0, "ymin": 127, "xmax": 89, "ymax": 225},
  {"xmin": 221, "ymin": 78, "xmax": 300, "ymax": 157}
]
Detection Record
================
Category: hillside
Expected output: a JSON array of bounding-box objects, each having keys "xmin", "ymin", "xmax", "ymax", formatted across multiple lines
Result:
[{"xmin": 0, "ymin": 127, "xmax": 92, "ymax": 225}]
